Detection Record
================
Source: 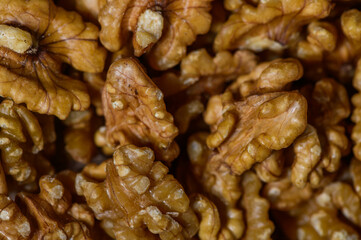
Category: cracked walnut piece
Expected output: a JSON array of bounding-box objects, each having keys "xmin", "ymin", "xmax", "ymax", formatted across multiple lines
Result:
[
  {"xmin": 205, "ymin": 91, "xmax": 308, "ymax": 175},
  {"xmin": 0, "ymin": 174, "xmax": 92, "ymax": 239},
  {"xmin": 228, "ymin": 58, "xmax": 303, "ymax": 98},
  {"xmin": 102, "ymin": 58, "xmax": 179, "ymax": 162},
  {"xmin": 98, "ymin": 0, "xmax": 213, "ymax": 70},
  {"xmin": 76, "ymin": 144, "xmax": 199, "ymax": 240},
  {"xmin": 214, "ymin": 0, "xmax": 332, "ymax": 52},
  {"xmin": 0, "ymin": 0, "xmax": 106, "ymax": 119},
  {"xmin": 0, "ymin": 99, "xmax": 48, "ymax": 190}
]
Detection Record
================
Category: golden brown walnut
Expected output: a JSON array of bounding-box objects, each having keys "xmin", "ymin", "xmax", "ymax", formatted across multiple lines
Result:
[
  {"xmin": 291, "ymin": 125, "xmax": 322, "ymax": 188},
  {"xmin": 82, "ymin": 161, "xmax": 107, "ymax": 181},
  {"xmin": 64, "ymin": 110, "xmax": 95, "ymax": 163},
  {"xmin": 0, "ymin": 194, "xmax": 31, "ymax": 240},
  {"xmin": 98, "ymin": 0, "xmax": 212, "ymax": 70},
  {"xmin": 293, "ymin": 21, "xmax": 337, "ymax": 62},
  {"xmin": 254, "ymin": 150, "xmax": 284, "ymax": 183},
  {"xmin": 278, "ymin": 199, "xmax": 360, "ymax": 240},
  {"xmin": 0, "ymin": 174, "xmax": 92, "ymax": 239},
  {"xmin": 174, "ymin": 100, "xmax": 204, "ymax": 134},
  {"xmin": 0, "ymin": 100, "xmax": 51, "ymax": 190},
  {"xmin": 351, "ymin": 158, "xmax": 361, "ymax": 198},
  {"xmin": 263, "ymin": 170, "xmax": 313, "ymax": 211},
  {"xmin": 155, "ymin": 49, "xmax": 257, "ymax": 98},
  {"xmin": 214, "ymin": 0, "xmax": 332, "ymax": 52},
  {"xmin": 228, "ymin": 58, "xmax": 303, "ymax": 98},
  {"xmin": 205, "ymin": 91, "xmax": 308, "ymax": 175},
  {"xmin": 0, "ymin": 0, "xmax": 106, "ymax": 119},
  {"xmin": 187, "ymin": 132, "xmax": 244, "ymax": 239},
  {"xmin": 190, "ymin": 194, "xmax": 220, "ymax": 240},
  {"xmin": 303, "ymin": 79, "xmax": 350, "ymax": 182},
  {"xmin": 316, "ymin": 181, "xmax": 361, "ymax": 226},
  {"xmin": 241, "ymin": 171, "xmax": 274, "ymax": 240},
  {"xmin": 75, "ymin": 144, "xmax": 199, "ymax": 240},
  {"xmin": 102, "ymin": 58, "xmax": 179, "ymax": 162}
]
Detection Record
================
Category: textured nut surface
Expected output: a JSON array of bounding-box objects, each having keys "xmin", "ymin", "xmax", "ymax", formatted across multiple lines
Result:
[
  {"xmin": 205, "ymin": 91, "xmax": 307, "ymax": 175},
  {"xmin": 102, "ymin": 58, "xmax": 179, "ymax": 162},
  {"xmin": 214, "ymin": 0, "xmax": 332, "ymax": 52},
  {"xmin": 0, "ymin": 0, "xmax": 106, "ymax": 119},
  {"xmin": 228, "ymin": 58, "xmax": 303, "ymax": 98},
  {"xmin": 99, "ymin": 0, "xmax": 212, "ymax": 70},
  {"xmin": 76, "ymin": 144, "xmax": 199, "ymax": 240}
]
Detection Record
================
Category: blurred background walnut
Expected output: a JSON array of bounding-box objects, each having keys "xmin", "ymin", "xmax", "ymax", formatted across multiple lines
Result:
[
  {"xmin": 0, "ymin": 0, "xmax": 107, "ymax": 119},
  {"xmin": 214, "ymin": 0, "xmax": 332, "ymax": 52}
]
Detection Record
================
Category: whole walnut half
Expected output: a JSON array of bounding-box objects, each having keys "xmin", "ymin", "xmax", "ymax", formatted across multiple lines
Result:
[
  {"xmin": 98, "ymin": 0, "xmax": 213, "ymax": 70},
  {"xmin": 102, "ymin": 58, "xmax": 179, "ymax": 162},
  {"xmin": 0, "ymin": 0, "xmax": 106, "ymax": 119},
  {"xmin": 76, "ymin": 144, "xmax": 199, "ymax": 239},
  {"xmin": 205, "ymin": 91, "xmax": 308, "ymax": 175}
]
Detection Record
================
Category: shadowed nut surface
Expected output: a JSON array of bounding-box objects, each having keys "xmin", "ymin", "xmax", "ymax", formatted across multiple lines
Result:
[
  {"xmin": 0, "ymin": 0, "xmax": 107, "ymax": 119},
  {"xmin": 102, "ymin": 58, "xmax": 179, "ymax": 162},
  {"xmin": 0, "ymin": 99, "xmax": 53, "ymax": 189},
  {"xmin": 76, "ymin": 144, "xmax": 199, "ymax": 240},
  {"xmin": 98, "ymin": 0, "xmax": 213, "ymax": 70}
]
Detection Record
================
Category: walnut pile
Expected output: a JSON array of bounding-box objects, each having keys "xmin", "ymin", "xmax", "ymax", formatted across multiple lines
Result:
[{"xmin": 3, "ymin": 0, "xmax": 361, "ymax": 239}]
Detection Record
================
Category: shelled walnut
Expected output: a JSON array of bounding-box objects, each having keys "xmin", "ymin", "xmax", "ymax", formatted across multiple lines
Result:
[
  {"xmin": 0, "ymin": 99, "xmax": 56, "ymax": 192},
  {"xmin": 102, "ymin": 58, "xmax": 179, "ymax": 162},
  {"xmin": 0, "ymin": 174, "xmax": 92, "ymax": 239},
  {"xmin": 204, "ymin": 91, "xmax": 307, "ymax": 175},
  {"xmin": 98, "ymin": 0, "xmax": 213, "ymax": 70},
  {"xmin": 214, "ymin": 0, "xmax": 332, "ymax": 52},
  {"xmin": 76, "ymin": 144, "xmax": 199, "ymax": 240},
  {"xmin": 0, "ymin": 0, "xmax": 106, "ymax": 119}
]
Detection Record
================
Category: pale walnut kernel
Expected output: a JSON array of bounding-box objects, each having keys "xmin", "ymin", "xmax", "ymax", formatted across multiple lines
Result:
[
  {"xmin": 135, "ymin": 9, "xmax": 164, "ymax": 53},
  {"xmin": 0, "ymin": 25, "xmax": 32, "ymax": 54}
]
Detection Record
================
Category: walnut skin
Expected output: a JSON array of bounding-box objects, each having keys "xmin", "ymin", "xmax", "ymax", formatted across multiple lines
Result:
[
  {"xmin": 292, "ymin": 21, "xmax": 338, "ymax": 62},
  {"xmin": 102, "ymin": 58, "xmax": 179, "ymax": 162},
  {"xmin": 241, "ymin": 171, "xmax": 274, "ymax": 240},
  {"xmin": 205, "ymin": 91, "xmax": 308, "ymax": 175},
  {"xmin": 76, "ymin": 144, "xmax": 199, "ymax": 240},
  {"xmin": 291, "ymin": 125, "xmax": 322, "ymax": 189},
  {"xmin": 0, "ymin": 100, "xmax": 50, "ymax": 189},
  {"xmin": 0, "ymin": 0, "xmax": 106, "ymax": 119},
  {"xmin": 98, "ymin": 0, "xmax": 213, "ymax": 70},
  {"xmin": 228, "ymin": 58, "xmax": 303, "ymax": 98},
  {"xmin": 214, "ymin": 0, "xmax": 333, "ymax": 52},
  {"xmin": 0, "ymin": 174, "xmax": 92, "ymax": 240}
]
